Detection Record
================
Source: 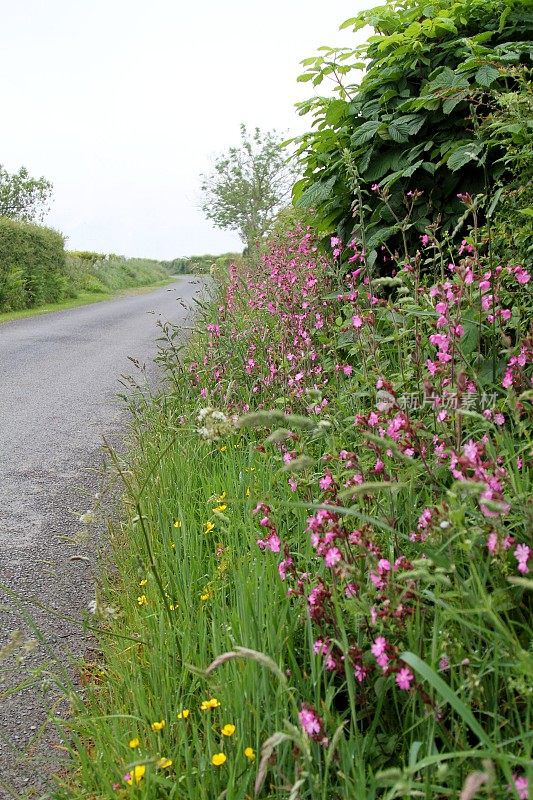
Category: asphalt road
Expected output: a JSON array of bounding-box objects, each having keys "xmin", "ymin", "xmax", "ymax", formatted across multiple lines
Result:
[{"xmin": 0, "ymin": 278, "xmax": 205, "ymax": 797}]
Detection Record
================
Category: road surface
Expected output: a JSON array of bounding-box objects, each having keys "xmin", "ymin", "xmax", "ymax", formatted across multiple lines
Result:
[{"xmin": 0, "ymin": 278, "xmax": 205, "ymax": 797}]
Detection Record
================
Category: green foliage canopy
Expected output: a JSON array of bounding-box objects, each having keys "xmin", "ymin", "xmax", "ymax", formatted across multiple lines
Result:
[
  {"xmin": 200, "ymin": 125, "xmax": 297, "ymax": 251},
  {"xmin": 0, "ymin": 164, "xmax": 53, "ymax": 222},
  {"xmin": 292, "ymin": 0, "xmax": 533, "ymax": 266}
]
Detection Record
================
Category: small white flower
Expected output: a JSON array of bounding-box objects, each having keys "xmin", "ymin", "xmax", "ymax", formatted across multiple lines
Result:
[
  {"xmin": 88, "ymin": 597, "xmax": 118, "ymax": 620},
  {"xmin": 195, "ymin": 407, "xmax": 233, "ymax": 442}
]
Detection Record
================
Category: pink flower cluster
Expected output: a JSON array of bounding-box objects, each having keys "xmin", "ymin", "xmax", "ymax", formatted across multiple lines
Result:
[
  {"xmin": 298, "ymin": 703, "xmax": 328, "ymax": 746},
  {"xmin": 190, "ymin": 227, "xmax": 337, "ymax": 411},
  {"xmin": 503, "ymin": 342, "xmax": 533, "ymax": 390}
]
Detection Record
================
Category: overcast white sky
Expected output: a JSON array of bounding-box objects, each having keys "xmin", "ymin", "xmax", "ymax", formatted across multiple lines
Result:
[{"xmin": 2, "ymin": 1, "xmax": 371, "ymax": 259}]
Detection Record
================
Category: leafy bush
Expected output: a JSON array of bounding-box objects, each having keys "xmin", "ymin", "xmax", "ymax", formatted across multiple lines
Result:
[
  {"xmin": 0, "ymin": 217, "xmax": 66, "ymax": 311},
  {"xmin": 292, "ymin": 0, "xmax": 533, "ymax": 268}
]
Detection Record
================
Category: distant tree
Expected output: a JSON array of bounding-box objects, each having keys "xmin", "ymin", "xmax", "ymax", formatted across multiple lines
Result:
[
  {"xmin": 0, "ymin": 164, "xmax": 53, "ymax": 222},
  {"xmin": 200, "ymin": 125, "xmax": 296, "ymax": 252}
]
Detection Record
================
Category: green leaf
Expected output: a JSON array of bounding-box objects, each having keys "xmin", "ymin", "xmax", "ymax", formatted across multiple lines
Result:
[
  {"xmin": 388, "ymin": 114, "xmax": 425, "ymax": 143},
  {"xmin": 350, "ymin": 120, "xmax": 382, "ymax": 147},
  {"xmin": 475, "ymin": 64, "xmax": 500, "ymax": 87},
  {"xmin": 458, "ymin": 314, "xmax": 480, "ymax": 357},
  {"xmin": 442, "ymin": 94, "xmax": 468, "ymax": 114},
  {"xmin": 339, "ymin": 15, "xmax": 366, "ymax": 31},
  {"xmin": 486, "ymin": 186, "xmax": 503, "ymax": 218},
  {"xmin": 447, "ymin": 141, "xmax": 484, "ymax": 172},
  {"xmin": 365, "ymin": 225, "xmax": 400, "ymax": 250},
  {"xmin": 325, "ymin": 100, "xmax": 348, "ymax": 126},
  {"xmin": 381, "ymin": 159, "xmax": 424, "ymax": 187},
  {"xmin": 295, "ymin": 176, "xmax": 336, "ymax": 209},
  {"xmin": 400, "ymin": 652, "xmax": 490, "ymax": 747}
]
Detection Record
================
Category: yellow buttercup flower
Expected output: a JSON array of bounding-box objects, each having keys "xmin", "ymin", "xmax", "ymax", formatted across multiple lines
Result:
[
  {"xmin": 173, "ymin": 519, "xmax": 182, "ymax": 528},
  {"xmin": 212, "ymin": 752, "xmax": 227, "ymax": 766},
  {"xmin": 125, "ymin": 764, "xmax": 145, "ymax": 784},
  {"xmin": 204, "ymin": 521, "xmax": 215, "ymax": 533},
  {"xmin": 219, "ymin": 446, "xmax": 227, "ymax": 452},
  {"xmin": 245, "ymin": 487, "xmax": 251, "ymax": 497},
  {"xmin": 177, "ymin": 708, "xmax": 190, "ymax": 719},
  {"xmin": 200, "ymin": 593, "xmax": 210, "ymax": 601},
  {"xmin": 244, "ymin": 746, "xmax": 256, "ymax": 761},
  {"xmin": 213, "ymin": 504, "xmax": 227, "ymax": 512},
  {"xmin": 200, "ymin": 698, "xmax": 220, "ymax": 710},
  {"xmin": 157, "ymin": 757, "xmax": 173, "ymax": 769},
  {"xmin": 151, "ymin": 720, "xmax": 165, "ymax": 731},
  {"xmin": 221, "ymin": 723, "xmax": 235, "ymax": 737},
  {"xmin": 129, "ymin": 737, "xmax": 140, "ymax": 749},
  {"xmin": 137, "ymin": 594, "xmax": 148, "ymax": 606},
  {"xmin": 216, "ymin": 492, "xmax": 226, "ymax": 502},
  {"xmin": 139, "ymin": 579, "xmax": 147, "ymax": 586}
]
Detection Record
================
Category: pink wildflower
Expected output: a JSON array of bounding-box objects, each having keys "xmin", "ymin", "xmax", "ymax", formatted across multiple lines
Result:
[
  {"xmin": 514, "ymin": 267, "xmax": 530, "ymax": 284},
  {"xmin": 319, "ymin": 473, "xmax": 333, "ymax": 491},
  {"xmin": 257, "ymin": 532, "xmax": 281, "ymax": 553},
  {"xmin": 278, "ymin": 557, "xmax": 292, "ymax": 580},
  {"xmin": 371, "ymin": 636, "xmax": 387, "ymax": 658},
  {"xmin": 298, "ymin": 704, "xmax": 322, "ymax": 738},
  {"xmin": 396, "ymin": 667, "xmax": 414, "ymax": 690},
  {"xmin": 514, "ymin": 544, "xmax": 530, "ymax": 574},
  {"xmin": 510, "ymin": 775, "xmax": 529, "ymax": 799},
  {"xmin": 324, "ymin": 547, "xmax": 342, "ymax": 568},
  {"xmin": 503, "ymin": 371, "xmax": 514, "ymax": 389}
]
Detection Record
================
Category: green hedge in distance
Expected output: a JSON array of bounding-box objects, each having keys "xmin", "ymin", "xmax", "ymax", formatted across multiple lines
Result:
[{"xmin": 0, "ymin": 217, "xmax": 66, "ymax": 311}]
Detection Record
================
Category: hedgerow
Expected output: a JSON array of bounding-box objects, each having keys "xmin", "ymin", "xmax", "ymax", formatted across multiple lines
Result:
[
  {"xmin": 0, "ymin": 223, "xmax": 174, "ymax": 313},
  {"xmin": 0, "ymin": 217, "xmax": 66, "ymax": 311}
]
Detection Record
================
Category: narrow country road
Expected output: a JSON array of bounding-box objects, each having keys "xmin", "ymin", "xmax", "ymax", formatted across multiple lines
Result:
[{"xmin": 0, "ymin": 278, "xmax": 205, "ymax": 798}]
